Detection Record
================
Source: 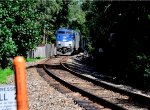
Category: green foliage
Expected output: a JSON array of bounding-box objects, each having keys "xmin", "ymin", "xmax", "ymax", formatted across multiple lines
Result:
[
  {"xmin": 0, "ymin": 0, "xmax": 42, "ymax": 68},
  {"xmin": 68, "ymin": 2, "xmax": 85, "ymax": 26},
  {"xmin": 87, "ymin": 43, "xmax": 95, "ymax": 54},
  {"xmin": 82, "ymin": 1, "xmax": 150, "ymax": 87},
  {"xmin": 11, "ymin": 0, "xmax": 42, "ymax": 55},
  {"xmin": 36, "ymin": 0, "xmax": 63, "ymax": 43},
  {"xmin": 36, "ymin": 0, "xmax": 87, "ymax": 43},
  {"xmin": 131, "ymin": 53, "xmax": 150, "ymax": 76},
  {"xmin": 0, "ymin": 26, "xmax": 17, "ymax": 58},
  {"xmin": 67, "ymin": 1, "xmax": 87, "ymax": 36}
]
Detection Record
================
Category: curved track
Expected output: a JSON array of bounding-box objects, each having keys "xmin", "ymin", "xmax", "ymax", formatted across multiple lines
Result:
[{"xmin": 37, "ymin": 56, "xmax": 150, "ymax": 110}]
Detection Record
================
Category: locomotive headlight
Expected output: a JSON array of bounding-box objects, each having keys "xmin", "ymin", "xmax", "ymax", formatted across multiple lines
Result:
[
  {"xmin": 57, "ymin": 41, "xmax": 61, "ymax": 46},
  {"xmin": 63, "ymin": 39, "xmax": 67, "ymax": 41}
]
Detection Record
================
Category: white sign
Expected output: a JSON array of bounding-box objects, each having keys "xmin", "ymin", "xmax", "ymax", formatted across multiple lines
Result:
[{"xmin": 0, "ymin": 85, "xmax": 16, "ymax": 110}]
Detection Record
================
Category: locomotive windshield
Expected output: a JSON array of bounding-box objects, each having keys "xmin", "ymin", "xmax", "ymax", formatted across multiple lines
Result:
[
  {"xmin": 66, "ymin": 31, "xmax": 72, "ymax": 34},
  {"xmin": 56, "ymin": 28, "xmax": 75, "ymax": 42},
  {"xmin": 57, "ymin": 31, "xmax": 72, "ymax": 34},
  {"xmin": 57, "ymin": 31, "xmax": 65, "ymax": 34}
]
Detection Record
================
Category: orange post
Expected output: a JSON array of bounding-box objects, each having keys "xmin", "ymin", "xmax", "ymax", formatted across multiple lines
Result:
[{"xmin": 14, "ymin": 56, "xmax": 29, "ymax": 110}]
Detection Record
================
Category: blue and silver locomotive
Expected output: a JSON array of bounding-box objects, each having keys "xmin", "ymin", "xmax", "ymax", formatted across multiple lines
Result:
[{"xmin": 55, "ymin": 28, "xmax": 80, "ymax": 55}]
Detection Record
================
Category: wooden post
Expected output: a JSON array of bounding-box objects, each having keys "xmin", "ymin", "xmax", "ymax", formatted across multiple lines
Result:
[{"xmin": 13, "ymin": 56, "xmax": 29, "ymax": 110}]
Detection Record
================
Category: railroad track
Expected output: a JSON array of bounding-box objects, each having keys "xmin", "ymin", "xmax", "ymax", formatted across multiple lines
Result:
[{"xmin": 37, "ymin": 56, "xmax": 150, "ymax": 110}]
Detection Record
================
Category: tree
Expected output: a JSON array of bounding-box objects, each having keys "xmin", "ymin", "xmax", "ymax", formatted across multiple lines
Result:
[
  {"xmin": 36, "ymin": 0, "xmax": 62, "ymax": 43},
  {"xmin": 82, "ymin": 1, "xmax": 150, "ymax": 88},
  {"xmin": 0, "ymin": 0, "xmax": 42, "ymax": 68},
  {"xmin": 67, "ymin": 0, "xmax": 86, "ymax": 35},
  {"xmin": 55, "ymin": 0, "xmax": 69, "ymax": 28}
]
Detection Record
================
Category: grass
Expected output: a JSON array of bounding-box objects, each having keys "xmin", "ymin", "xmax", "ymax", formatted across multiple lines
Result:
[
  {"xmin": 26, "ymin": 58, "xmax": 38, "ymax": 62},
  {"xmin": 0, "ymin": 57, "xmax": 42, "ymax": 84},
  {"xmin": 26, "ymin": 57, "xmax": 42, "ymax": 62},
  {"xmin": 0, "ymin": 68, "xmax": 14, "ymax": 84}
]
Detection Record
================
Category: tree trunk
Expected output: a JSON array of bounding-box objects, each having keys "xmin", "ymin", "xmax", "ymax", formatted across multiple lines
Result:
[{"xmin": 1, "ymin": 55, "xmax": 7, "ymax": 69}]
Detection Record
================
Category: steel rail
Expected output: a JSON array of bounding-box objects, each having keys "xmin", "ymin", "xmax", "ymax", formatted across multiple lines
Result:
[
  {"xmin": 43, "ymin": 64, "xmax": 126, "ymax": 110},
  {"xmin": 60, "ymin": 59, "xmax": 150, "ymax": 107}
]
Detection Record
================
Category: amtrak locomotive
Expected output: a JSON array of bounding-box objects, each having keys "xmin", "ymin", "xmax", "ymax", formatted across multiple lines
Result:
[{"xmin": 55, "ymin": 28, "xmax": 80, "ymax": 55}]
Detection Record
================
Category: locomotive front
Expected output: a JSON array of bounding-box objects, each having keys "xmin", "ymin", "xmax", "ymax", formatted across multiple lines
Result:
[{"xmin": 56, "ymin": 28, "xmax": 75, "ymax": 55}]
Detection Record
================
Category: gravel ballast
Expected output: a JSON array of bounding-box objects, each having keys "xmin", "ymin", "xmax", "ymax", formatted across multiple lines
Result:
[{"xmin": 0, "ymin": 59, "xmax": 83, "ymax": 110}]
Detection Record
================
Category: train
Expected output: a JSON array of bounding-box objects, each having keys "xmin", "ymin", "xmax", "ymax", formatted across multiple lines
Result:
[{"xmin": 55, "ymin": 28, "xmax": 80, "ymax": 55}]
